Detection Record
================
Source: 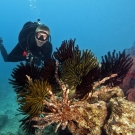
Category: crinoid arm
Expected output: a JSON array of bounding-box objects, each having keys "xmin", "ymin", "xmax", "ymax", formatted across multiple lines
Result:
[
  {"xmin": 100, "ymin": 50, "xmax": 133, "ymax": 87},
  {"xmin": 9, "ymin": 62, "xmax": 41, "ymax": 94},
  {"xmin": 53, "ymin": 39, "xmax": 79, "ymax": 63},
  {"xmin": 60, "ymin": 48, "xmax": 100, "ymax": 99}
]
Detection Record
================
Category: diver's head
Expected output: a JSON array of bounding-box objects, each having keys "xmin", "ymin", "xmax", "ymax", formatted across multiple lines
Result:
[{"xmin": 35, "ymin": 25, "xmax": 51, "ymax": 47}]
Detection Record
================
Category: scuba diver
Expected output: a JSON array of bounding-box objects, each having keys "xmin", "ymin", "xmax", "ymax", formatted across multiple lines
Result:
[{"xmin": 0, "ymin": 19, "xmax": 52, "ymax": 66}]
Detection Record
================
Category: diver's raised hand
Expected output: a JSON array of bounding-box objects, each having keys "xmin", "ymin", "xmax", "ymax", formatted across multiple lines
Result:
[{"xmin": 0, "ymin": 37, "xmax": 3, "ymax": 46}]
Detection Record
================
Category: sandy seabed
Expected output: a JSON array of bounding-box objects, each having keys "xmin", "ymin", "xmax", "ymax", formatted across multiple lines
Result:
[{"xmin": 0, "ymin": 81, "xmax": 22, "ymax": 135}]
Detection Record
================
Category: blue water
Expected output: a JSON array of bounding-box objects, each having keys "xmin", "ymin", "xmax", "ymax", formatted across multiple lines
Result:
[{"xmin": 0, "ymin": 0, "xmax": 135, "ymax": 134}]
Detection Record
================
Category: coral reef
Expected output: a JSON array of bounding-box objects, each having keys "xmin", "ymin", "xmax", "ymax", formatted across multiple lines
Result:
[
  {"xmin": 9, "ymin": 39, "xmax": 134, "ymax": 135},
  {"xmin": 126, "ymin": 86, "xmax": 135, "ymax": 102},
  {"xmin": 104, "ymin": 97, "xmax": 135, "ymax": 135}
]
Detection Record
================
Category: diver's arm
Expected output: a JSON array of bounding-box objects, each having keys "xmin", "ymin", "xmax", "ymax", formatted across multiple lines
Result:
[
  {"xmin": 0, "ymin": 44, "xmax": 9, "ymax": 62},
  {"xmin": 0, "ymin": 36, "xmax": 27, "ymax": 62},
  {"xmin": 7, "ymin": 43, "xmax": 26, "ymax": 62}
]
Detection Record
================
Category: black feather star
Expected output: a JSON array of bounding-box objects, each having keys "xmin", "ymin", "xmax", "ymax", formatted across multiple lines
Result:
[
  {"xmin": 75, "ymin": 66, "xmax": 100, "ymax": 99},
  {"xmin": 9, "ymin": 62, "xmax": 41, "ymax": 94},
  {"xmin": 100, "ymin": 50, "xmax": 133, "ymax": 87},
  {"xmin": 53, "ymin": 38, "xmax": 79, "ymax": 63},
  {"xmin": 40, "ymin": 58, "xmax": 56, "ymax": 83}
]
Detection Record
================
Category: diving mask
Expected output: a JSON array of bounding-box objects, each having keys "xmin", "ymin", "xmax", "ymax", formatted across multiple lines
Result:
[{"xmin": 35, "ymin": 31, "xmax": 49, "ymax": 41}]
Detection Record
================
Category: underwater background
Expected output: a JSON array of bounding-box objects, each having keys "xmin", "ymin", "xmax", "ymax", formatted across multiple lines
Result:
[{"xmin": 0, "ymin": 0, "xmax": 135, "ymax": 134}]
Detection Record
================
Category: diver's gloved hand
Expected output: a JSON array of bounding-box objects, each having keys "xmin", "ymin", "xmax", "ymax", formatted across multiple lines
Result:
[
  {"xmin": 26, "ymin": 52, "xmax": 33, "ymax": 63},
  {"xmin": 0, "ymin": 37, "xmax": 3, "ymax": 46},
  {"xmin": 0, "ymin": 37, "xmax": 3, "ymax": 51},
  {"xmin": 26, "ymin": 52, "xmax": 41, "ymax": 66}
]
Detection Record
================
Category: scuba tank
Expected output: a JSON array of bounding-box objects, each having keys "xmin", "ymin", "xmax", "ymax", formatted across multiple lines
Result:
[
  {"xmin": 18, "ymin": 19, "xmax": 41, "ymax": 43},
  {"xmin": 18, "ymin": 19, "xmax": 42, "ymax": 53}
]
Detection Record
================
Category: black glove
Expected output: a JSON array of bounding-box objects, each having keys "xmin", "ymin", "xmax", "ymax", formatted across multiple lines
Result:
[
  {"xmin": 0, "ymin": 37, "xmax": 3, "ymax": 45},
  {"xmin": 26, "ymin": 52, "xmax": 41, "ymax": 66},
  {"xmin": 26, "ymin": 52, "xmax": 33, "ymax": 62}
]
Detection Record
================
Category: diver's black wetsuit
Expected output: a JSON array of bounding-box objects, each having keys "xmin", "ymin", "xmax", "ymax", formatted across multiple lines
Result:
[{"xmin": 0, "ymin": 21, "xmax": 52, "ymax": 65}]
